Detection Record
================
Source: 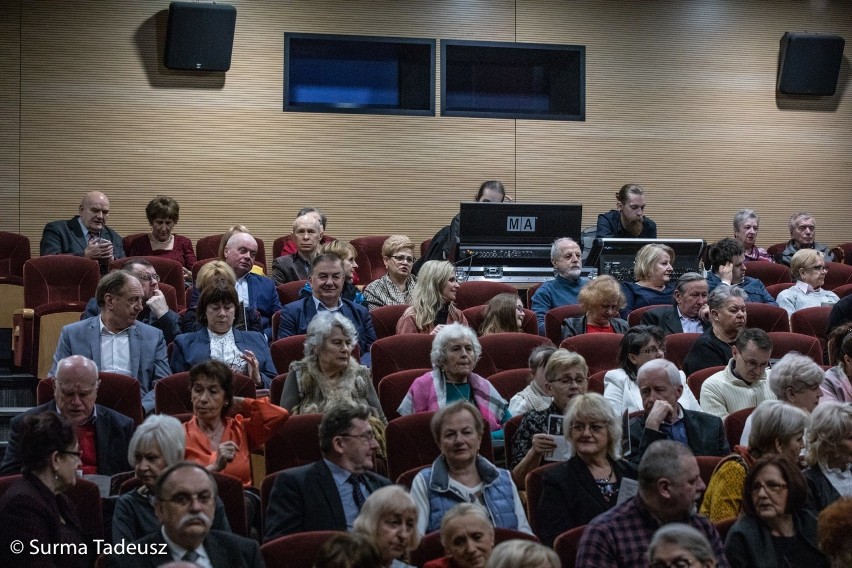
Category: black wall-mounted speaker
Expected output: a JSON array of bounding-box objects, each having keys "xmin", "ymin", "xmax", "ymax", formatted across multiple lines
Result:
[
  {"xmin": 164, "ymin": 2, "xmax": 237, "ymax": 71},
  {"xmin": 777, "ymin": 32, "xmax": 844, "ymax": 96}
]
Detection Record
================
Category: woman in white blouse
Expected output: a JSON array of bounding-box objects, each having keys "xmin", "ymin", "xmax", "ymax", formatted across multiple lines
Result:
[{"xmin": 604, "ymin": 325, "xmax": 700, "ymax": 416}]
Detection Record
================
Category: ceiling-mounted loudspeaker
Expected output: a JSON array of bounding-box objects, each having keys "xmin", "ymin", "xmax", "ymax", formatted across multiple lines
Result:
[
  {"xmin": 777, "ymin": 32, "xmax": 844, "ymax": 96},
  {"xmin": 164, "ymin": 2, "xmax": 237, "ymax": 71}
]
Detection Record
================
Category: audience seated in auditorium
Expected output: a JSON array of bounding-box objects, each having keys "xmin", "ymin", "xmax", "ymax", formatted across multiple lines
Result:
[
  {"xmin": 683, "ymin": 286, "xmax": 748, "ymax": 377},
  {"xmin": 803, "ymin": 401, "xmax": 852, "ymax": 512},
  {"xmin": 112, "ymin": 414, "xmax": 230, "ymax": 544},
  {"xmin": 279, "ymin": 312, "xmax": 384, "ymax": 420},
  {"xmin": 621, "ymin": 243, "xmax": 676, "ymax": 317},
  {"xmin": 0, "ymin": 412, "xmax": 90, "ymax": 568},
  {"xmin": 180, "ymin": 259, "xmax": 263, "ymax": 335},
  {"xmin": 105, "ymin": 462, "xmax": 264, "ymax": 568},
  {"xmin": 396, "ymin": 260, "xmax": 467, "ymax": 335},
  {"xmin": 0, "ymin": 355, "xmax": 134, "ymax": 477},
  {"xmin": 353, "ymin": 485, "xmax": 420, "ymax": 568},
  {"xmin": 363, "ymin": 235, "xmax": 417, "ymax": 311},
  {"xmin": 40, "ymin": 190, "xmax": 125, "ymax": 274},
  {"xmin": 84, "ymin": 258, "xmax": 181, "ymax": 343},
  {"xmin": 127, "ymin": 195, "xmax": 196, "ymax": 279},
  {"xmin": 410, "ymin": 402, "xmax": 531, "ymax": 535},
  {"xmin": 823, "ymin": 324, "xmax": 852, "ymax": 402},
  {"xmin": 699, "ymin": 328, "xmax": 775, "ymax": 419},
  {"xmin": 647, "ymin": 523, "xmax": 719, "ymax": 568},
  {"xmin": 725, "ymin": 455, "xmax": 828, "ymax": 568},
  {"xmin": 264, "ymin": 404, "xmax": 391, "ymax": 540},
  {"xmin": 531, "ymin": 237, "xmax": 590, "ymax": 335},
  {"xmin": 700, "ymin": 399, "xmax": 809, "ymax": 523},
  {"xmin": 705, "ymin": 238, "xmax": 778, "ymax": 305},
  {"xmin": 535, "ymin": 393, "xmax": 638, "ymax": 547},
  {"xmin": 733, "ymin": 208, "xmax": 773, "ymax": 263},
  {"xmin": 640, "ymin": 272, "xmax": 711, "ymax": 335},
  {"xmin": 398, "ymin": 324, "xmax": 510, "ymax": 433},
  {"xmin": 278, "ymin": 253, "xmax": 376, "ymax": 362},
  {"xmin": 299, "ymin": 239, "xmax": 367, "ymax": 307},
  {"xmin": 510, "ymin": 350, "xmax": 589, "ymax": 487},
  {"xmin": 575, "ymin": 440, "xmax": 729, "ymax": 567},
  {"xmin": 425, "ymin": 503, "xmax": 495, "ymax": 568},
  {"xmin": 604, "ymin": 326, "xmax": 700, "ymax": 416},
  {"xmin": 271, "ymin": 212, "xmax": 323, "ymax": 285},
  {"xmin": 171, "ymin": 282, "xmax": 277, "ymax": 388},
  {"xmin": 444, "ymin": 180, "xmax": 507, "ymax": 262},
  {"xmin": 561, "ymin": 274, "xmax": 629, "ymax": 339},
  {"xmin": 776, "ymin": 248, "xmax": 839, "ymax": 317},
  {"xmin": 507, "ymin": 345, "xmax": 556, "ymax": 416},
  {"xmin": 596, "ymin": 183, "xmax": 658, "ymax": 239},
  {"xmin": 776, "ymin": 212, "xmax": 835, "ymax": 266},
  {"xmin": 627, "ymin": 359, "xmax": 729, "ymax": 466},
  {"xmin": 49, "ymin": 271, "xmax": 170, "ymax": 414},
  {"xmin": 183, "ymin": 360, "xmax": 287, "ymax": 489},
  {"xmin": 479, "ymin": 293, "xmax": 525, "ymax": 335}
]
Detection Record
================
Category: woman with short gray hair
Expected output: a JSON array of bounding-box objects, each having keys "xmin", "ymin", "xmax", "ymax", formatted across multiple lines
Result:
[
  {"xmin": 648, "ymin": 523, "xmax": 717, "ymax": 568},
  {"xmin": 768, "ymin": 351, "xmax": 825, "ymax": 412},
  {"xmin": 280, "ymin": 311, "xmax": 384, "ymax": 420},
  {"xmin": 733, "ymin": 208, "xmax": 772, "ymax": 263},
  {"xmin": 803, "ymin": 401, "xmax": 852, "ymax": 511},
  {"xmin": 398, "ymin": 323, "xmax": 508, "ymax": 432},
  {"xmin": 683, "ymin": 286, "xmax": 748, "ymax": 376}
]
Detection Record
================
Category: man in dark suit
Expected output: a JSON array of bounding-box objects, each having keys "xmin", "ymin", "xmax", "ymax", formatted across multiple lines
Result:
[
  {"xmin": 640, "ymin": 272, "xmax": 711, "ymax": 335},
  {"xmin": 627, "ymin": 358, "xmax": 729, "ymax": 466},
  {"xmin": 50, "ymin": 270, "xmax": 171, "ymax": 414},
  {"xmin": 105, "ymin": 462, "xmax": 263, "ymax": 568},
  {"xmin": 264, "ymin": 404, "xmax": 390, "ymax": 540},
  {"xmin": 0, "ymin": 355, "xmax": 134, "ymax": 476},
  {"xmin": 271, "ymin": 213, "xmax": 322, "ymax": 285},
  {"xmin": 278, "ymin": 253, "xmax": 376, "ymax": 362},
  {"xmin": 40, "ymin": 191, "xmax": 125, "ymax": 274},
  {"xmin": 83, "ymin": 258, "xmax": 181, "ymax": 343}
]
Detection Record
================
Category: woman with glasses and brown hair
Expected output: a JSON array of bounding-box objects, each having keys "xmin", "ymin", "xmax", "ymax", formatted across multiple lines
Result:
[
  {"xmin": 603, "ymin": 326, "xmax": 700, "ymax": 416},
  {"xmin": 777, "ymin": 249, "xmax": 839, "ymax": 318},
  {"xmin": 364, "ymin": 235, "xmax": 417, "ymax": 310},
  {"xmin": 534, "ymin": 392, "xmax": 638, "ymax": 547},
  {"xmin": 0, "ymin": 412, "xmax": 88, "ymax": 568},
  {"xmin": 725, "ymin": 455, "xmax": 829, "ymax": 568}
]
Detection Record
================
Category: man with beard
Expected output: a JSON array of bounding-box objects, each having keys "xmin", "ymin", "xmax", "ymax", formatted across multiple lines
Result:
[
  {"xmin": 531, "ymin": 238, "xmax": 590, "ymax": 334},
  {"xmin": 105, "ymin": 462, "xmax": 263, "ymax": 567},
  {"xmin": 596, "ymin": 183, "xmax": 658, "ymax": 239}
]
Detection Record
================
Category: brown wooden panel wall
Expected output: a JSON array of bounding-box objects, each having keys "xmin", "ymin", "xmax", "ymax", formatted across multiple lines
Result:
[{"xmin": 1, "ymin": 0, "xmax": 850, "ymax": 260}]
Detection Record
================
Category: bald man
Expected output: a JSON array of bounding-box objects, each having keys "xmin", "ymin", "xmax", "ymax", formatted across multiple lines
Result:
[
  {"xmin": 41, "ymin": 191, "xmax": 125, "ymax": 274},
  {"xmin": 0, "ymin": 355, "xmax": 134, "ymax": 476}
]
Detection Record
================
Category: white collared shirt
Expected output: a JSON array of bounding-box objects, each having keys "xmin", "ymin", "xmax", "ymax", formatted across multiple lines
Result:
[
  {"xmin": 235, "ymin": 274, "xmax": 249, "ymax": 306},
  {"xmin": 161, "ymin": 526, "xmax": 213, "ymax": 568},
  {"xmin": 98, "ymin": 316, "xmax": 131, "ymax": 376}
]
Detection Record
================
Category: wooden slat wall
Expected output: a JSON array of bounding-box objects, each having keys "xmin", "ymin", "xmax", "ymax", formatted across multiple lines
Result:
[{"xmin": 2, "ymin": 0, "xmax": 850, "ymax": 259}]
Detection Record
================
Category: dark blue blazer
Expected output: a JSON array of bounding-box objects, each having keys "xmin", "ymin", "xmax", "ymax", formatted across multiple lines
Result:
[
  {"xmin": 277, "ymin": 296, "xmax": 377, "ymax": 355},
  {"xmin": 84, "ymin": 297, "xmax": 181, "ymax": 344},
  {"xmin": 0, "ymin": 402, "xmax": 134, "ymax": 476},
  {"xmin": 170, "ymin": 328, "xmax": 277, "ymax": 388},
  {"xmin": 40, "ymin": 216, "xmax": 125, "ymax": 274},
  {"xmin": 186, "ymin": 272, "xmax": 282, "ymax": 341}
]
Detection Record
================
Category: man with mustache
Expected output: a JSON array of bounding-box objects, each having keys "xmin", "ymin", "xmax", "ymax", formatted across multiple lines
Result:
[
  {"xmin": 106, "ymin": 462, "xmax": 263, "ymax": 567},
  {"xmin": 595, "ymin": 183, "xmax": 658, "ymax": 239},
  {"xmin": 531, "ymin": 237, "xmax": 590, "ymax": 335}
]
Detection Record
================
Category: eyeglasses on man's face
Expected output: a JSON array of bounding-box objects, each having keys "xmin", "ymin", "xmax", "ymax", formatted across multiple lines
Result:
[{"xmin": 136, "ymin": 273, "xmax": 161, "ymax": 282}]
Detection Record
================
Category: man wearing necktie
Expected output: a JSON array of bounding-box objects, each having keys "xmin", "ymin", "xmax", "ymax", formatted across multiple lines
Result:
[
  {"xmin": 40, "ymin": 191, "xmax": 125, "ymax": 274},
  {"xmin": 627, "ymin": 359, "xmax": 729, "ymax": 466},
  {"xmin": 640, "ymin": 272, "xmax": 711, "ymax": 335},
  {"xmin": 105, "ymin": 462, "xmax": 263, "ymax": 568}
]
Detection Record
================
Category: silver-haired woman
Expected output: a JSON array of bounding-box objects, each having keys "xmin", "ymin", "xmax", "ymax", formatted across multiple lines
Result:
[
  {"xmin": 397, "ymin": 323, "xmax": 509, "ymax": 432},
  {"xmin": 648, "ymin": 523, "xmax": 718, "ymax": 568},
  {"xmin": 803, "ymin": 401, "xmax": 852, "ymax": 511},
  {"xmin": 280, "ymin": 311, "xmax": 384, "ymax": 420}
]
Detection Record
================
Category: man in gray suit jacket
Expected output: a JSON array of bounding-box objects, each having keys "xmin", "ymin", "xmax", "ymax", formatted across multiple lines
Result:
[
  {"xmin": 627, "ymin": 359, "xmax": 729, "ymax": 466},
  {"xmin": 106, "ymin": 462, "xmax": 263, "ymax": 568},
  {"xmin": 50, "ymin": 271, "xmax": 170, "ymax": 414},
  {"xmin": 264, "ymin": 404, "xmax": 390, "ymax": 541},
  {"xmin": 640, "ymin": 272, "xmax": 711, "ymax": 335},
  {"xmin": 40, "ymin": 191, "xmax": 125, "ymax": 274}
]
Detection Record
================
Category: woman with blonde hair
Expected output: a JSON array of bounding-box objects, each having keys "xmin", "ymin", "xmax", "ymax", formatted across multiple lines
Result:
[
  {"xmin": 480, "ymin": 293, "xmax": 524, "ymax": 335},
  {"xmin": 562, "ymin": 275, "xmax": 628, "ymax": 338},
  {"xmin": 397, "ymin": 260, "xmax": 467, "ymax": 334},
  {"xmin": 777, "ymin": 249, "xmax": 839, "ymax": 317},
  {"xmin": 353, "ymin": 485, "xmax": 421, "ymax": 568},
  {"xmin": 620, "ymin": 243, "xmax": 676, "ymax": 317},
  {"xmin": 364, "ymin": 235, "xmax": 417, "ymax": 310}
]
